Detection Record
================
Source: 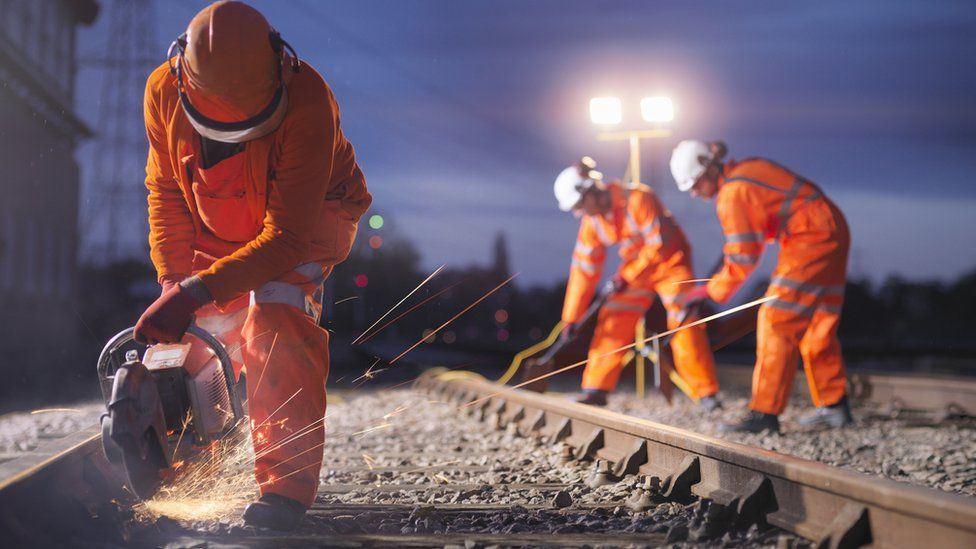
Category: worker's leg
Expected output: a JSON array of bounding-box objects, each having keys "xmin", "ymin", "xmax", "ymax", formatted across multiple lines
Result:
[
  {"xmin": 193, "ymin": 298, "xmax": 249, "ymax": 378},
  {"xmin": 581, "ymin": 298, "xmax": 646, "ymax": 392},
  {"xmin": 749, "ymin": 297, "xmax": 812, "ymax": 415},
  {"xmin": 657, "ymin": 291, "xmax": 719, "ymax": 398},
  {"xmin": 242, "ymin": 262, "xmax": 332, "ymax": 508},
  {"xmin": 799, "ymin": 295, "xmax": 847, "ymax": 407}
]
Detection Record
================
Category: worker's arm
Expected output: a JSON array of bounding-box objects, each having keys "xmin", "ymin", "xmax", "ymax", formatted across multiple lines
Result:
[
  {"xmin": 194, "ymin": 79, "xmax": 341, "ymax": 304},
  {"xmin": 561, "ymin": 217, "xmax": 606, "ymax": 323},
  {"xmin": 618, "ymin": 193, "xmax": 667, "ymax": 284},
  {"xmin": 144, "ymin": 72, "xmax": 195, "ymax": 283},
  {"xmin": 707, "ymin": 184, "xmax": 766, "ymax": 303}
]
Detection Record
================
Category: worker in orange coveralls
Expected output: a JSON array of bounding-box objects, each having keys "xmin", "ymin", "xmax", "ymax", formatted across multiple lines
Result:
[
  {"xmin": 670, "ymin": 140, "xmax": 852, "ymax": 434},
  {"xmin": 553, "ymin": 158, "xmax": 720, "ymax": 408},
  {"xmin": 132, "ymin": 1, "xmax": 371, "ymax": 529}
]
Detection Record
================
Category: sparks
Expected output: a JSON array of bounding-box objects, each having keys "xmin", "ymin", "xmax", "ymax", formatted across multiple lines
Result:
[
  {"xmin": 669, "ymin": 277, "xmax": 713, "ymax": 286},
  {"xmin": 464, "ymin": 295, "xmax": 778, "ymax": 408},
  {"xmin": 390, "ymin": 273, "xmax": 519, "ymax": 364},
  {"xmin": 356, "ymin": 278, "xmax": 467, "ymax": 346},
  {"xmin": 30, "ymin": 408, "xmax": 81, "ymax": 414},
  {"xmin": 352, "ymin": 264, "xmax": 446, "ymax": 345},
  {"xmin": 333, "ymin": 295, "xmax": 359, "ymax": 305}
]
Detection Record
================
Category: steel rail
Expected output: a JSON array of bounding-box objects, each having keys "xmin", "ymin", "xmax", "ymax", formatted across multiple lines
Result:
[
  {"xmin": 713, "ymin": 364, "xmax": 976, "ymax": 417},
  {"xmin": 418, "ymin": 372, "xmax": 976, "ymax": 548}
]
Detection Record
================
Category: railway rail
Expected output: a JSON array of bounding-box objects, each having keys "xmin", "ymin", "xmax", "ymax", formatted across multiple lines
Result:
[{"xmin": 0, "ymin": 367, "xmax": 973, "ymax": 547}]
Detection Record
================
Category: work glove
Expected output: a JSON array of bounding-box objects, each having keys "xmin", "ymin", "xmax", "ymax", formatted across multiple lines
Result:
[
  {"xmin": 608, "ymin": 274, "xmax": 628, "ymax": 294},
  {"xmin": 158, "ymin": 273, "xmax": 188, "ymax": 296},
  {"xmin": 134, "ymin": 282, "xmax": 206, "ymax": 345}
]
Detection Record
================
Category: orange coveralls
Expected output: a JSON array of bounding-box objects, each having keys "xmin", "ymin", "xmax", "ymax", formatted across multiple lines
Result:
[
  {"xmin": 706, "ymin": 158, "xmax": 850, "ymax": 415},
  {"xmin": 144, "ymin": 60, "xmax": 371, "ymax": 507},
  {"xmin": 563, "ymin": 183, "xmax": 718, "ymax": 396}
]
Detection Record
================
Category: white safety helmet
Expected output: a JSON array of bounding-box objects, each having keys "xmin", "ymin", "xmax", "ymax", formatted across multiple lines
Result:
[
  {"xmin": 554, "ymin": 157, "xmax": 603, "ymax": 212},
  {"xmin": 670, "ymin": 140, "xmax": 714, "ymax": 192}
]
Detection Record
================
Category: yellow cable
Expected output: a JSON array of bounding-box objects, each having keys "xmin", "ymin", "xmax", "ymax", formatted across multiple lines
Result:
[
  {"xmin": 438, "ymin": 370, "xmax": 487, "ymax": 382},
  {"xmin": 634, "ymin": 318, "xmax": 646, "ymax": 399},
  {"xmin": 670, "ymin": 370, "xmax": 697, "ymax": 402},
  {"xmin": 495, "ymin": 321, "xmax": 566, "ymax": 385}
]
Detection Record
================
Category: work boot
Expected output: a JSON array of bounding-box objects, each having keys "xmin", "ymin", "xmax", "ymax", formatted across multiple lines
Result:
[
  {"xmin": 699, "ymin": 394, "xmax": 723, "ymax": 412},
  {"xmin": 797, "ymin": 396, "xmax": 853, "ymax": 428},
  {"xmin": 575, "ymin": 389, "xmax": 608, "ymax": 406},
  {"xmin": 720, "ymin": 411, "xmax": 780, "ymax": 434},
  {"xmin": 243, "ymin": 492, "xmax": 306, "ymax": 531}
]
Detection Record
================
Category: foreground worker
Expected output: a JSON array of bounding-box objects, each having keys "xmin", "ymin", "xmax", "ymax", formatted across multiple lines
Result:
[
  {"xmin": 133, "ymin": 1, "xmax": 371, "ymax": 529},
  {"xmin": 554, "ymin": 158, "xmax": 720, "ymax": 408},
  {"xmin": 670, "ymin": 140, "xmax": 851, "ymax": 433}
]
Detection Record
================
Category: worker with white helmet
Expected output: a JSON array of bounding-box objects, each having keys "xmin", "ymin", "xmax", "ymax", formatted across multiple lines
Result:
[
  {"xmin": 670, "ymin": 140, "xmax": 852, "ymax": 433},
  {"xmin": 553, "ymin": 158, "xmax": 720, "ymax": 407}
]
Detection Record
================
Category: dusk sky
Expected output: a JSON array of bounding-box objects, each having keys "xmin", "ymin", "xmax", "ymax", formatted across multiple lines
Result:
[{"xmin": 76, "ymin": 1, "xmax": 976, "ymax": 288}]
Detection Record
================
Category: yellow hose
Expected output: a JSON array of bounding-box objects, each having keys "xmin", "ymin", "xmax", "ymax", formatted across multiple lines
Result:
[
  {"xmin": 437, "ymin": 370, "xmax": 487, "ymax": 382},
  {"xmin": 495, "ymin": 321, "xmax": 566, "ymax": 385}
]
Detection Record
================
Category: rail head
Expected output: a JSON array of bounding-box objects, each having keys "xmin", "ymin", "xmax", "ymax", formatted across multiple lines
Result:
[{"xmin": 420, "ymin": 373, "xmax": 976, "ymax": 548}]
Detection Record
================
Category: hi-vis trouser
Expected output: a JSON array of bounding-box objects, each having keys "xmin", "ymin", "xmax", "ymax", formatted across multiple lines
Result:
[
  {"xmin": 193, "ymin": 252, "xmax": 331, "ymax": 507},
  {"xmin": 581, "ymin": 248, "xmax": 718, "ymax": 397},
  {"xmin": 751, "ymin": 200, "xmax": 851, "ymax": 415}
]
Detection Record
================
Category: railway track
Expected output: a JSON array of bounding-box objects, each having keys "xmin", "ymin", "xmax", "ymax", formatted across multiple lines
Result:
[{"xmin": 0, "ymin": 368, "xmax": 973, "ymax": 547}]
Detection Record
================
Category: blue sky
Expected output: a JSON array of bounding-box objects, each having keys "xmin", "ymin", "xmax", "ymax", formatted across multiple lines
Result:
[{"xmin": 76, "ymin": 1, "xmax": 976, "ymax": 287}]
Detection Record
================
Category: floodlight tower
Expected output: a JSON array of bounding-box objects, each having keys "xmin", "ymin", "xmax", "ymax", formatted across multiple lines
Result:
[{"xmin": 589, "ymin": 95, "xmax": 674, "ymax": 185}]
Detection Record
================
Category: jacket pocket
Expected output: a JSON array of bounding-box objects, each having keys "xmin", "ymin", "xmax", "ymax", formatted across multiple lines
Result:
[{"xmin": 191, "ymin": 181, "xmax": 262, "ymax": 243}]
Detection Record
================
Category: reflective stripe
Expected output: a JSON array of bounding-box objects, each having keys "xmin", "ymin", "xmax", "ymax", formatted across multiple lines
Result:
[
  {"xmin": 194, "ymin": 307, "xmax": 248, "ymax": 337},
  {"xmin": 819, "ymin": 303, "xmax": 843, "ymax": 315},
  {"xmin": 571, "ymin": 258, "xmax": 598, "ymax": 274},
  {"xmin": 591, "ymin": 217, "xmax": 614, "ymax": 246},
  {"xmin": 727, "ymin": 231, "xmax": 764, "ymax": 244},
  {"xmin": 603, "ymin": 301, "xmax": 647, "ymax": 313},
  {"xmin": 625, "ymin": 211, "xmax": 640, "ymax": 235},
  {"xmin": 727, "ymin": 253, "xmax": 759, "ymax": 265},
  {"xmin": 770, "ymin": 276, "xmax": 846, "ymax": 297},
  {"xmin": 804, "ymin": 189, "xmax": 822, "ymax": 203},
  {"xmin": 644, "ymin": 234, "xmax": 663, "ymax": 246},
  {"xmin": 622, "ymin": 288, "xmax": 655, "ymax": 299},
  {"xmin": 295, "ymin": 262, "xmax": 324, "ymax": 284},
  {"xmin": 725, "ymin": 176, "xmax": 786, "ymax": 194},
  {"xmin": 765, "ymin": 297, "xmax": 816, "ymax": 317},
  {"xmin": 252, "ymin": 280, "xmax": 307, "ymax": 310},
  {"xmin": 574, "ymin": 242, "xmax": 595, "ymax": 256},
  {"xmin": 776, "ymin": 178, "xmax": 803, "ymax": 236},
  {"xmin": 658, "ymin": 293, "xmax": 678, "ymax": 306}
]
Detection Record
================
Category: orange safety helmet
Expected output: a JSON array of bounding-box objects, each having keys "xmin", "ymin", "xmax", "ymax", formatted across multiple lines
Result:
[{"xmin": 167, "ymin": 1, "xmax": 300, "ymax": 142}]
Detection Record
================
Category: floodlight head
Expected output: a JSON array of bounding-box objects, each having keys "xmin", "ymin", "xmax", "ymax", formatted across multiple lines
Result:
[
  {"xmin": 640, "ymin": 96, "xmax": 674, "ymax": 123},
  {"xmin": 589, "ymin": 97, "xmax": 622, "ymax": 125}
]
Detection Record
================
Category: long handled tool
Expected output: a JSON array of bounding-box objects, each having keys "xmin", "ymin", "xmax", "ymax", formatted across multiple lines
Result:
[
  {"xmin": 519, "ymin": 280, "xmax": 617, "ymax": 393},
  {"xmin": 638, "ymin": 299, "xmax": 705, "ymax": 405}
]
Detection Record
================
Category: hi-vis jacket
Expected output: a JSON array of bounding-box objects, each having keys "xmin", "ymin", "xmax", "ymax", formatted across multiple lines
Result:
[
  {"xmin": 706, "ymin": 158, "xmax": 846, "ymax": 305},
  {"xmin": 562, "ymin": 182, "xmax": 689, "ymax": 323},
  {"xmin": 143, "ymin": 60, "xmax": 372, "ymax": 304}
]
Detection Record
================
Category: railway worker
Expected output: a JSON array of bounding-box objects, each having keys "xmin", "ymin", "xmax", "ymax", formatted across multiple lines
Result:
[
  {"xmin": 133, "ymin": 1, "xmax": 371, "ymax": 530},
  {"xmin": 553, "ymin": 158, "xmax": 720, "ymax": 408},
  {"xmin": 670, "ymin": 140, "xmax": 852, "ymax": 433}
]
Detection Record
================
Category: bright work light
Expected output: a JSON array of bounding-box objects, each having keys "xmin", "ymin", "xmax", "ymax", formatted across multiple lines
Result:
[
  {"xmin": 640, "ymin": 96, "xmax": 674, "ymax": 123},
  {"xmin": 589, "ymin": 97, "xmax": 622, "ymax": 125}
]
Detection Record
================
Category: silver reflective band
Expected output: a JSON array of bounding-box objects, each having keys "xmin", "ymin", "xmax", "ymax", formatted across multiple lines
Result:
[
  {"xmin": 252, "ymin": 280, "xmax": 307, "ymax": 310},
  {"xmin": 295, "ymin": 261, "xmax": 325, "ymax": 284},
  {"xmin": 770, "ymin": 276, "xmax": 845, "ymax": 297},
  {"xmin": 622, "ymin": 288, "xmax": 655, "ymax": 299},
  {"xmin": 645, "ymin": 234, "xmax": 663, "ymax": 246},
  {"xmin": 571, "ymin": 258, "xmax": 598, "ymax": 274},
  {"xmin": 591, "ymin": 217, "xmax": 614, "ymax": 246},
  {"xmin": 727, "ymin": 231, "xmax": 764, "ymax": 244},
  {"xmin": 727, "ymin": 253, "xmax": 759, "ymax": 265},
  {"xmin": 604, "ymin": 301, "xmax": 647, "ymax": 313},
  {"xmin": 765, "ymin": 297, "xmax": 815, "ymax": 317},
  {"xmin": 574, "ymin": 242, "xmax": 595, "ymax": 256}
]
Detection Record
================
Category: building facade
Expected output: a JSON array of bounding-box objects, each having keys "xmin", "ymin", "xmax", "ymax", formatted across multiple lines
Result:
[{"xmin": 0, "ymin": 0, "xmax": 97, "ymax": 401}]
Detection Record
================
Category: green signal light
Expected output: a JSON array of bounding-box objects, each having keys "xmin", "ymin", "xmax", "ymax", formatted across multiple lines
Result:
[{"xmin": 368, "ymin": 214, "xmax": 384, "ymax": 230}]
